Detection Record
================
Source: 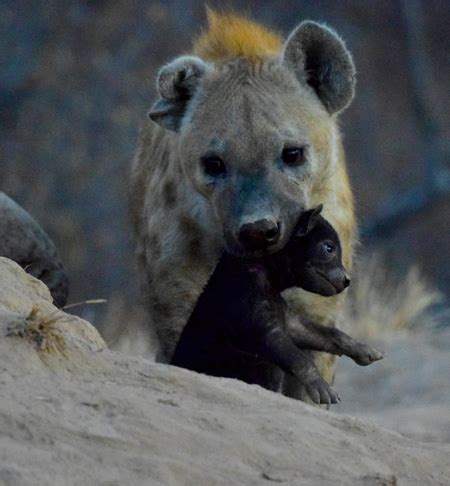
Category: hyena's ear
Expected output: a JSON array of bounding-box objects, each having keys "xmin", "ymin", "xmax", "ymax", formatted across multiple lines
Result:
[
  {"xmin": 282, "ymin": 21, "xmax": 355, "ymax": 114},
  {"xmin": 149, "ymin": 56, "xmax": 210, "ymax": 132},
  {"xmin": 296, "ymin": 204, "xmax": 323, "ymax": 237}
]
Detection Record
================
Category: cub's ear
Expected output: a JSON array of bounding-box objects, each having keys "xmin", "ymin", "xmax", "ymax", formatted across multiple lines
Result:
[
  {"xmin": 282, "ymin": 21, "xmax": 355, "ymax": 114},
  {"xmin": 149, "ymin": 56, "xmax": 210, "ymax": 132},
  {"xmin": 296, "ymin": 204, "xmax": 323, "ymax": 237}
]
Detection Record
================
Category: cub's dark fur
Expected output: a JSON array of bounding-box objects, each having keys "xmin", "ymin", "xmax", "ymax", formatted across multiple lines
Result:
[{"xmin": 172, "ymin": 206, "xmax": 383, "ymax": 404}]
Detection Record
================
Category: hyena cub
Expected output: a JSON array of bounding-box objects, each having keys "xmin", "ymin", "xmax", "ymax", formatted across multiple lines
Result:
[{"xmin": 171, "ymin": 205, "xmax": 383, "ymax": 405}]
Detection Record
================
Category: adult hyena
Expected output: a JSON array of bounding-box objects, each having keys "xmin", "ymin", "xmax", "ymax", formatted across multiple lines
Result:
[{"xmin": 130, "ymin": 11, "xmax": 356, "ymax": 397}]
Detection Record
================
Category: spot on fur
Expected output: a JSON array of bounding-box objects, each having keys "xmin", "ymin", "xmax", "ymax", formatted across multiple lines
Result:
[
  {"xmin": 188, "ymin": 235, "xmax": 202, "ymax": 261},
  {"xmin": 179, "ymin": 216, "xmax": 204, "ymax": 261},
  {"xmin": 148, "ymin": 234, "xmax": 161, "ymax": 260},
  {"xmin": 162, "ymin": 179, "xmax": 177, "ymax": 208},
  {"xmin": 193, "ymin": 9, "xmax": 283, "ymax": 62},
  {"xmin": 153, "ymin": 300, "xmax": 172, "ymax": 318}
]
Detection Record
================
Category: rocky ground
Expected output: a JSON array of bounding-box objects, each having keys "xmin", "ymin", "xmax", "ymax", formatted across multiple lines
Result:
[{"xmin": 0, "ymin": 256, "xmax": 449, "ymax": 485}]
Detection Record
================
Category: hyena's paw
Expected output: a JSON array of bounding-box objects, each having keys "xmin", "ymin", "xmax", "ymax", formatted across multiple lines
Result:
[
  {"xmin": 351, "ymin": 343, "xmax": 384, "ymax": 366},
  {"xmin": 300, "ymin": 377, "xmax": 340, "ymax": 406}
]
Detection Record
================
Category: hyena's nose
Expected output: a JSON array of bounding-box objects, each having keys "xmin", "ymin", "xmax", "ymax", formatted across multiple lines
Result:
[{"xmin": 238, "ymin": 219, "xmax": 280, "ymax": 250}]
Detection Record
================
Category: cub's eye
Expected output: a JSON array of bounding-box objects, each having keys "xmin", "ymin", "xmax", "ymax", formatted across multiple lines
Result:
[
  {"xmin": 323, "ymin": 242, "xmax": 335, "ymax": 254},
  {"xmin": 201, "ymin": 156, "xmax": 226, "ymax": 177},
  {"xmin": 281, "ymin": 147, "xmax": 306, "ymax": 167}
]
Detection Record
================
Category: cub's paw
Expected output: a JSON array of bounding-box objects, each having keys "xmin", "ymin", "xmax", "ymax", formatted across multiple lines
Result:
[
  {"xmin": 351, "ymin": 343, "xmax": 384, "ymax": 366},
  {"xmin": 301, "ymin": 378, "xmax": 340, "ymax": 406}
]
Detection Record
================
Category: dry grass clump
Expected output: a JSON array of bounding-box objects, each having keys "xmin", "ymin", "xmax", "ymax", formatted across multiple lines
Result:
[
  {"xmin": 5, "ymin": 299, "xmax": 107, "ymax": 357},
  {"xmin": 343, "ymin": 254, "xmax": 448, "ymax": 339},
  {"xmin": 6, "ymin": 306, "xmax": 67, "ymax": 357}
]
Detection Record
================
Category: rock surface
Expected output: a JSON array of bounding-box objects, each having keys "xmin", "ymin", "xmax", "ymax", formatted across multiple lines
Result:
[
  {"xmin": 0, "ymin": 192, "xmax": 69, "ymax": 307},
  {"xmin": 0, "ymin": 257, "xmax": 449, "ymax": 485}
]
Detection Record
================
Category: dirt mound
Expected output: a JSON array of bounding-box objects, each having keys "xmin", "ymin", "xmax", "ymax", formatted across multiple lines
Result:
[{"xmin": 0, "ymin": 257, "xmax": 448, "ymax": 485}]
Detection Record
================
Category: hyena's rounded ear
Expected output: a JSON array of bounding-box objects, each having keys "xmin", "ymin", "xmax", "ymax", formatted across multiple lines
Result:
[
  {"xmin": 282, "ymin": 21, "xmax": 355, "ymax": 114},
  {"xmin": 296, "ymin": 204, "xmax": 323, "ymax": 237},
  {"xmin": 149, "ymin": 56, "xmax": 210, "ymax": 132}
]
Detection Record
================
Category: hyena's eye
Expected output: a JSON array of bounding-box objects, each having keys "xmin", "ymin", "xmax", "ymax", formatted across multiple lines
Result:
[
  {"xmin": 201, "ymin": 156, "xmax": 227, "ymax": 177},
  {"xmin": 324, "ymin": 243, "xmax": 335, "ymax": 254},
  {"xmin": 281, "ymin": 147, "xmax": 306, "ymax": 167},
  {"xmin": 320, "ymin": 241, "xmax": 336, "ymax": 258}
]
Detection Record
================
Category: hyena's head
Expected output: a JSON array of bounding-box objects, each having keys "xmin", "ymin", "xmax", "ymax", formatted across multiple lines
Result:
[{"xmin": 149, "ymin": 15, "xmax": 355, "ymax": 257}]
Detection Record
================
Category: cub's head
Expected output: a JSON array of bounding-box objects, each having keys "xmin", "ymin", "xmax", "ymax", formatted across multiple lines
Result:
[
  {"xmin": 149, "ymin": 13, "xmax": 355, "ymax": 258},
  {"xmin": 290, "ymin": 205, "xmax": 350, "ymax": 296}
]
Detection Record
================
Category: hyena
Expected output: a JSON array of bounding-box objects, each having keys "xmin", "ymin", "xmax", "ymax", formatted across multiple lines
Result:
[{"xmin": 130, "ymin": 11, "xmax": 356, "ymax": 398}]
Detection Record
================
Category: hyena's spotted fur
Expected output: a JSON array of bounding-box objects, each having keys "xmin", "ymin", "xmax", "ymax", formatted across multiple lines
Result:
[{"xmin": 130, "ymin": 11, "xmax": 356, "ymax": 398}]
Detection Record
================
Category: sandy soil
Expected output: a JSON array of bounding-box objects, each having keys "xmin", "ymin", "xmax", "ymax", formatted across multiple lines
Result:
[
  {"xmin": 335, "ymin": 329, "xmax": 450, "ymax": 444},
  {"xmin": 0, "ymin": 257, "xmax": 449, "ymax": 485}
]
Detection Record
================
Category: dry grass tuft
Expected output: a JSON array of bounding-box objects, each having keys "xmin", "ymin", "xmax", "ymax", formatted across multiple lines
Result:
[
  {"xmin": 7, "ymin": 306, "xmax": 67, "ymax": 357},
  {"xmin": 343, "ymin": 254, "xmax": 448, "ymax": 339}
]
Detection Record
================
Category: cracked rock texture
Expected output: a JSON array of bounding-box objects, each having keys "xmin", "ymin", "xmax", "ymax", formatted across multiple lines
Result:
[{"xmin": 0, "ymin": 256, "xmax": 449, "ymax": 485}]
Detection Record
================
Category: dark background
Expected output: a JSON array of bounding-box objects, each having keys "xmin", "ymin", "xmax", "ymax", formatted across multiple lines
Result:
[{"xmin": 1, "ymin": 0, "xmax": 449, "ymax": 331}]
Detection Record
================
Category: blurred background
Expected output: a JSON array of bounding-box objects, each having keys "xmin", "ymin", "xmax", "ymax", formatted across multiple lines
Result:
[{"xmin": 1, "ymin": 0, "xmax": 449, "ymax": 335}]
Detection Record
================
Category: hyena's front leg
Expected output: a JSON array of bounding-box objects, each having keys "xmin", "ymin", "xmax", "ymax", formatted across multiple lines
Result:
[{"xmin": 287, "ymin": 316, "xmax": 384, "ymax": 366}]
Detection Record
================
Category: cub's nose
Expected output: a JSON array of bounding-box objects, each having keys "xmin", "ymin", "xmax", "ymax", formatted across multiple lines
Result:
[
  {"xmin": 343, "ymin": 275, "xmax": 350, "ymax": 288},
  {"xmin": 238, "ymin": 219, "xmax": 280, "ymax": 250}
]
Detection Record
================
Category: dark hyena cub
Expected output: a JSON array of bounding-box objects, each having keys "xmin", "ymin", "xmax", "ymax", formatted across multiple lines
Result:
[{"xmin": 171, "ymin": 205, "xmax": 383, "ymax": 405}]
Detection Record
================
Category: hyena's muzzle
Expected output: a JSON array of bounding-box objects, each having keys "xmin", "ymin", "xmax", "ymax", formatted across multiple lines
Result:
[{"xmin": 217, "ymin": 172, "xmax": 306, "ymax": 258}]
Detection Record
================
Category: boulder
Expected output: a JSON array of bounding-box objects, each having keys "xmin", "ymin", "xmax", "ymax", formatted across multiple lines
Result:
[{"xmin": 0, "ymin": 192, "xmax": 69, "ymax": 307}]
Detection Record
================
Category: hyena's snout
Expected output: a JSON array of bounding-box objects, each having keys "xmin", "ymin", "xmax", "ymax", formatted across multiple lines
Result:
[
  {"xmin": 238, "ymin": 218, "xmax": 281, "ymax": 251},
  {"xmin": 221, "ymin": 175, "xmax": 298, "ymax": 255}
]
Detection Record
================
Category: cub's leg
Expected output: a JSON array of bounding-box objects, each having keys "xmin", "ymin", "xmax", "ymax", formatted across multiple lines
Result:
[
  {"xmin": 287, "ymin": 315, "xmax": 384, "ymax": 366},
  {"xmin": 244, "ymin": 301, "xmax": 340, "ymax": 405}
]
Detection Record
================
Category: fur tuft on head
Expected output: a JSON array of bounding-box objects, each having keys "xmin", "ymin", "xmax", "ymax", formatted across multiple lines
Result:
[{"xmin": 193, "ymin": 8, "xmax": 283, "ymax": 62}]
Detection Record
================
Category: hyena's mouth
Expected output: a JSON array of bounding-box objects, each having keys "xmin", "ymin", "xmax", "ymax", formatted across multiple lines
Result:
[{"xmin": 223, "ymin": 232, "xmax": 287, "ymax": 259}]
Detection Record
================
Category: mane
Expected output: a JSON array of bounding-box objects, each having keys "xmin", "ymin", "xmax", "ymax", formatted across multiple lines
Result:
[{"xmin": 193, "ymin": 9, "xmax": 283, "ymax": 62}]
